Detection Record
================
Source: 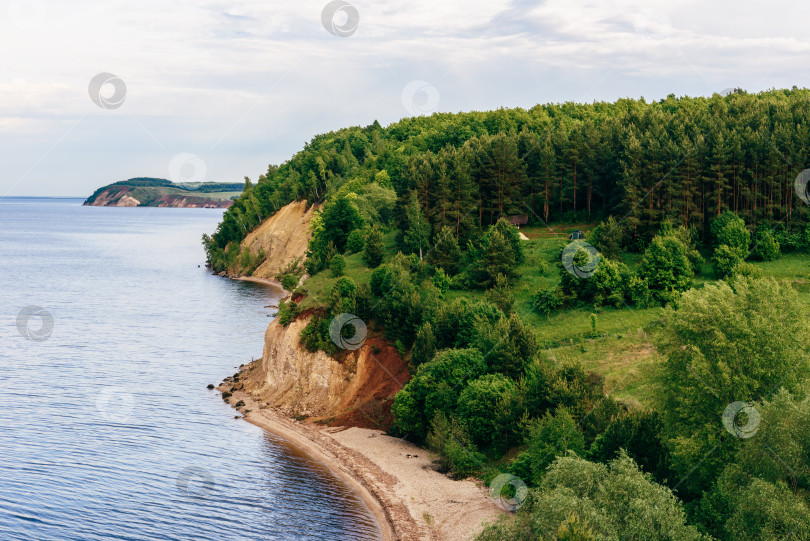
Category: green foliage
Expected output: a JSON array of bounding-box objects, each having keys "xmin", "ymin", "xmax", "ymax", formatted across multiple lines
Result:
[
  {"xmin": 699, "ymin": 388, "xmax": 810, "ymax": 539},
  {"xmin": 472, "ymin": 219, "xmax": 524, "ymax": 287},
  {"xmin": 391, "ymin": 348, "xmax": 487, "ymax": 441},
  {"xmin": 588, "ymin": 409, "xmax": 667, "ymax": 480},
  {"xmin": 411, "ymin": 322, "xmax": 436, "ymax": 368},
  {"xmin": 300, "ymin": 314, "xmax": 335, "ymax": 354},
  {"xmin": 328, "ymin": 277, "xmax": 357, "ymax": 316},
  {"xmin": 329, "ymin": 254, "xmax": 346, "ymax": 277},
  {"xmin": 713, "ymin": 212, "xmax": 750, "ymax": 252},
  {"xmin": 280, "ymin": 273, "xmax": 300, "ymax": 291},
  {"xmin": 482, "ymin": 453, "xmax": 705, "ymax": 541},
  {"xmin": 712, "ymin": 244, "xmax": 744, "ymax": 278},
  {"xmin": 345, "ymin": 229, "xmax": 365, "ymax": 254},
  {"xmin": 321, "ymin": 198, "xmax": 364, "ymax": 252},
  {"xmin": 589, "ymin": 216, "xmax": 623, "ymax": 259},
  {"xmin": 510, "ymin": 408, "xmax": 585, "ymax": 485},
  {"xmin": 638, "ymin": 235, "xmax": 694, "ymax": 305},
  {"xmin": 425, "ymin": 412, "xmax": 485, "ymax": 479},
  {"xmin": 428, "ymin": 226, "xmax": 462, "ymax": 275},
  {"xmin": 485, "ymin": 273, "xmax": 515, "ymax": 313},
  {"xmin": 531, "ymin": 286, "xmax": 565, "ymax": 316},
  {"xmin": 752, "ymin": 228, "xmax": 780, "ymax": 261},
  {"xmin": 657, "ymin": 277, "xmax": 810, "ymax": 498},
  {"xmin": 402, "ymin": 191, "xmax": 431, "ymax": 260},
  {"xmin": 431, "ymin": 268, "xmax": 450, "ymax": 296},
  {"xmin": 363, "ymin": 224, "xmax": 385, "ymax": 268},
  {"xmin": 277, "ymin": 299, "xmax": 300, "ymax": 326},
  {"xmin": 456, "ymin": 374, "xmax": 519, "ymax": 449}
]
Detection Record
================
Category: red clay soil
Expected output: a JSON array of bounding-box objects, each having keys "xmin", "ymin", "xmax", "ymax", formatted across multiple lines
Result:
[{"xmin": 314, "ymin": 336, "xmax": 410, "ymax": 431}]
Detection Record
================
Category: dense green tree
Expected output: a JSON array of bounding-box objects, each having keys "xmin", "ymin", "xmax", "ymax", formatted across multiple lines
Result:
[
  {"xmin": 363, "ymin": 224, "xmax": 385, "ymax": 268},
  {"xmin": 402, "ymin": 191, "xmax": 431, "ymax": 260},
  {"xmin": 411, "ymin": 322, "xmax": 436, "ymax": 368},
  {"xmin": 320, "ymin": 197, "xmax": 364, "ymax": 252},
  {"xmin": 391, "ymin": 348, "xmax": 487, "ymax": 441},
  {"xmin": 510, "ymin": 408, "xmax": 585, "ymax": 485},
  {"xmin": 656, "ymin": 277, "xmax": 810, "ymax": 498},
  {"xmin": 456, "ymin": 374, "xmax": 520, "ymax": 448},
  {"xmin": 588, "ymin": 216, "xmax": 623, "ymax": 258},
  {"xmin": 480, "ymin": 453, "xmax": 706, "ymax": 541},
  {"xmin": 345, "ymin": 229, "xmax": 365, "ymax": 254},
  {"xmin": 427, "ymin": 226, "xmax": 462, "ymax": 275},
  {"xmin": 637, "ymin": 235, "xmax": 694, "ymax": 304}
]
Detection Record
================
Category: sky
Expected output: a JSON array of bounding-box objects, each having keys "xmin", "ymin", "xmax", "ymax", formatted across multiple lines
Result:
[{"xmin": 1, "ymin": 0, "xmax": 809, "ymax": 197}]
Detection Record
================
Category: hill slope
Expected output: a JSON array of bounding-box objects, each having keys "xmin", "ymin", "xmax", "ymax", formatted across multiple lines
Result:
[{"xmin": 84, "ymin": 178, "xmax": 244, "ymax": 208}]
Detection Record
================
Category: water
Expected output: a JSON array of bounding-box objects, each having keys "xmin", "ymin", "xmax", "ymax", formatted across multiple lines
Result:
[{"xmin": 0, "ymin": 198, "xmax": 380, "ymax": 541}]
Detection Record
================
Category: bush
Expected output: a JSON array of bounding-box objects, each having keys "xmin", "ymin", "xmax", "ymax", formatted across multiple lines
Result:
[
  {"xmin": 485, "ymin": 273, "xmax": 515, "ymax": 313},
  {"xmin": 628, "ymin": 275, "xmax": 653, "ymax": 308},
  {"xmin": 432, "ymin": 268, "xmax": 451, "ymax": 296},
  {"xmin": 329, "ymin": 254, "xmax": 346, "ymax": 277},
  {"xmin": 509, "ymin": 408, "xmax": 585, "ymax": 485},
  {"xmin": 425, "ymin": 412, "xmax": 485, "ymax": 479},
  {"xmin": 712, "ymin": 244, "xmax": 744, "ymax": 278},
  {"xmin": 363, "ymin": 224, "xmax": 385, "ymax": 268},
  {"xmin": 456, "ymin": 374, "xmax": 520, "ymax": 449},
  {"xmin": 752, "ymin": 228, "xmax": 780, "ymax": 261},
  {"xmin": 277, "ymin": 299, "xmax": 300, "ymax": 326},
  {"xmin": 714, "ymin": 213, "xmax": 750, "ymax": 253},
  {"xmin": 531, "ymin": 286, "xmax": 565, "ymax": 315},
  {"xmin": 280, "ymin": 273, "xmax": 299, "ymax": 291},
  {"xmin": 346, "ymin": 229, "xmax": 365, "ymax": 254},
  {"xmin": 637, "ymin": 235, "xmax": 693, "ymax": 304}
]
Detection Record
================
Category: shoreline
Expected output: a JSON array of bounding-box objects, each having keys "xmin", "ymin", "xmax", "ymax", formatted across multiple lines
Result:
[
  {"xmin": 230, "ymin": 274, "xmax": 287, "ymax": 294},
  {"xmin": 221, "ymin": 388, "xmax": 504, "ymax": 541}
]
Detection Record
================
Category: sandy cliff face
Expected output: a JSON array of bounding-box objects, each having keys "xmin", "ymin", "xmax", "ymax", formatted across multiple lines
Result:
[
  {"xmin": 240, "ymin": 201, "xmax": 318, "ymax": 280},
  {"xmin": 237, "ymin": 313, "xmax": 409, "ymax": 421}
]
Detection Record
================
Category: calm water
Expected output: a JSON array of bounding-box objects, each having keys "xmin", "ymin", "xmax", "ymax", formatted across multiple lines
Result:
[{"xmin": 0, "ymin": 198, "xmax": 380, "ymax": 541}]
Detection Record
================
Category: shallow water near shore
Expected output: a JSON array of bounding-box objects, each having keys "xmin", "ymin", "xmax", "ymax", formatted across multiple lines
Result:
[{"xmin": 0, "ymin": 198, "xmax": 380, "ymax": 540}]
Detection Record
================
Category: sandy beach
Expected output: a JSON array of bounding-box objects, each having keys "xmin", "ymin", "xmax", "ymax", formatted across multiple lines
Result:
[{"xmin": 221, "ymin": 388, "xmax": 505, "ymax": 541}]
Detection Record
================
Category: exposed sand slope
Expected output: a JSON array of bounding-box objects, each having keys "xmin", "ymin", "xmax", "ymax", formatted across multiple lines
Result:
[
  {"xmin": 239, "ymin": 313, "xmax": 410, "ymax": 419},
  {"xmin": 240, "ymin": 201, "xmax": 318, "ymax": 279}
]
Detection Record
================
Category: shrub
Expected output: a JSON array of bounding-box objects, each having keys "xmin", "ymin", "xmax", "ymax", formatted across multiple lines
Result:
[
  {"xmin": 346, "ymin": 229, "xmax": 365, "ymax": 254},
  {"xmin": 456, "ymin": 374, "xmax": 520, "ymax": 449},
  {"xmin": 714, "ymin": 213, "xmax": 750, "ymax": 253},
  {"xmin": 712, "ymin": 244, "xmax": 744, "ymax": 278},
  {"xmin": 752, "ymin": 228, "xmax": 780, "ymax": 261},
  {"xmin": 509, "ymin": 407, "xmax": 585, "ymax": 485},
  {"xmin": 532, "ymin": 286, "xmax": 565, "ymax": 315},
  {"xmin": 432, "ymin": 268, "xmax": 450, "ymax": 296},
  {"xmin": 235, "ymin": 400, "xmax": 245, "ymax": 407},
  {"xmin": 627, "ymin": 276, "xmax": 653, "ymax": 308},
  {"xmin": 277, "ymin": 299, "xmax": 300, "ymax": 326},
  {"xmin": 425, "ymin": 412, "xmax": 485, "ymax": 479},
  {"xmin": 637, "ymin": 235, "xmax": 693, "ymax": 304},
  {"xmin": 363, "ymin": 224, "xmax": 385, "ymax": 268},
  {"xmin": 485, "ymin": 273, "xmax": 515, "ymax": 313},
  {"xmin": 329, "ymin": 254, "xmax": 346, "ymax": 277},
  {"xmin": 280, "ymin": 273, "xmax": 299, "ymax": 291}
]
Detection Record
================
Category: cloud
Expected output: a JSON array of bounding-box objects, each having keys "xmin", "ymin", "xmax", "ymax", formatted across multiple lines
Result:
[{"xmin": 0, "ymin": 0, "xmax": 808, "ymax": 196}]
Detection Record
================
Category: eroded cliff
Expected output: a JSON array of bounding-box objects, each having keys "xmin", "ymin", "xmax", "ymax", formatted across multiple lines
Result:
[
  {"xmin": 235, "ymin": 313, "xmax": 409, "ymax": 426},
  {"xmin": 239, "ymin": 201, "xmax": 318, "ymax": 280}
]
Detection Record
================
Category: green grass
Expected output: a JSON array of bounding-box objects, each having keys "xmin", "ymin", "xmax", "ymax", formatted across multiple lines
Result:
[{"xmin": 298, "ymin": 223, "xmax": 810, "ymax": 408}]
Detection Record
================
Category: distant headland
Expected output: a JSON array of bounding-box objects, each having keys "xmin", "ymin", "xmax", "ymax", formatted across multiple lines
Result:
[{"xmin": 83, "ymin": 178, "xmax": 244, "ymax": 208}]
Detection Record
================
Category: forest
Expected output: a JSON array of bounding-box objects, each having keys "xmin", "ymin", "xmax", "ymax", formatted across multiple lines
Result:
[{"xmin": 205, "ymin": 89, "xmax": 810, "ymax": 540}]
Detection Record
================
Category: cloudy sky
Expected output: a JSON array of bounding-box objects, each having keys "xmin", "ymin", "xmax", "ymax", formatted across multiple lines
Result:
[{"xmin": 1, "ymin": 0, "xmax": 809, "ymax": 196}]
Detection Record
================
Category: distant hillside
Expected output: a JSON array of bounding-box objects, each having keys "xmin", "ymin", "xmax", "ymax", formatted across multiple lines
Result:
[{"xmin": 84, "ymin": 178, "xmax": 245, "ymax": 208}]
